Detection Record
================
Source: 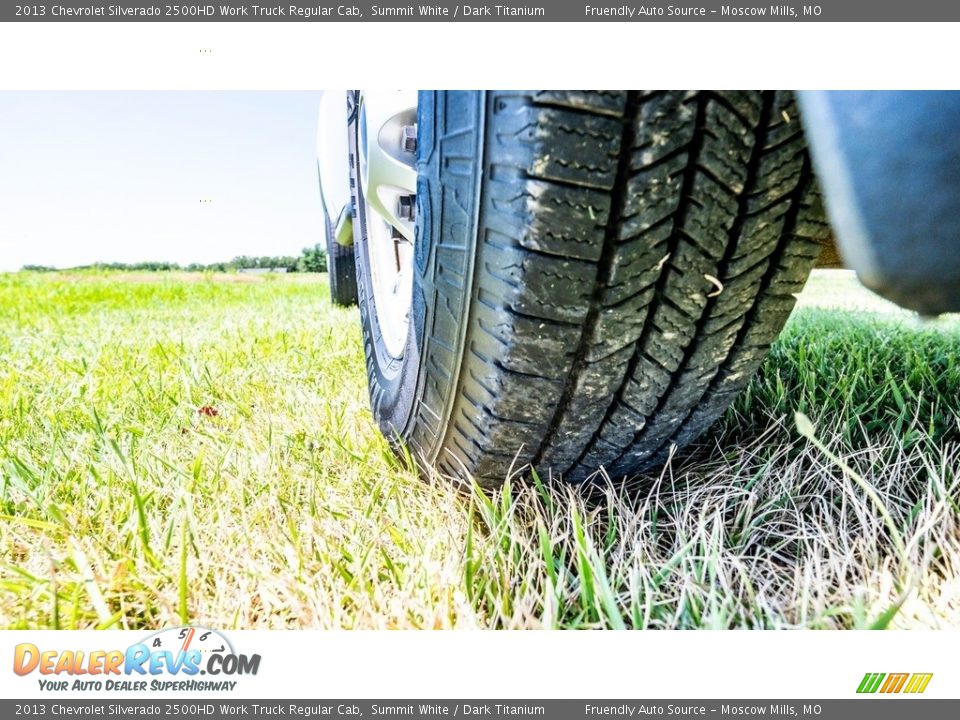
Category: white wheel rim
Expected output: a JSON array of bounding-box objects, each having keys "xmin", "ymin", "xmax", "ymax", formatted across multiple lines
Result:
[{"xmin": 358, "ymin": 91, "xmax": 418, "ymax": 359}]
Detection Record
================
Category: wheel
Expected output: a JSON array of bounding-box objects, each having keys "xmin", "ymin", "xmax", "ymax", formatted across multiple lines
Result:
[
  {"xmin": 324, "ymin": 208, "xmax": 358, "ymax": 306},
  {"xmin": 351, "ymin": 90, "xmax": 830, "ymax": 486}
]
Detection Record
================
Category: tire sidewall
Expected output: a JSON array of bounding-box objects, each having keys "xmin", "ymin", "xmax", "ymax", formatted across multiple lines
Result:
[{"xmin": 350, "ymin": 93, "xmax": 425, "ymax": 440}]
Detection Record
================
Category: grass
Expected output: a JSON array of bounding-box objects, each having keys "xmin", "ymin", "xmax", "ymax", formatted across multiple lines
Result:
[{"xmin": 1, "ymin": 269, "xmax": 958, "ymax": 630}]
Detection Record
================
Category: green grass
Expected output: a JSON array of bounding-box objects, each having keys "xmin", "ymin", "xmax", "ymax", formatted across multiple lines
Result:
[{"xmin": 1, "ymin": 269, "xmax": 958, "ymax": 629}]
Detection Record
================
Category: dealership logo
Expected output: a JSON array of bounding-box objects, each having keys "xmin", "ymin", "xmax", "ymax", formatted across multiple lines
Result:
[
  {"xmin": 857, "ymin": 672, "xmax": 933, "ymax": 694},
  {"xmin": 13, "ymin": 626, "xmax": 260, "ymax": 692}
]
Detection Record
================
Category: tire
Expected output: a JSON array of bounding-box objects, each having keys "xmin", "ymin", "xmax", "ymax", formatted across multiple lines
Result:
[
  {"xmin": 325, "ymin": 210, "xmax": 358, "ymax": 306},
  {"xmin": 353, "ymin": 91, "xmax": 830, "ymax": 486}
]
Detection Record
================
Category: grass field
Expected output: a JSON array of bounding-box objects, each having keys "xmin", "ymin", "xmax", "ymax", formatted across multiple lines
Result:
[{"xmin": 1, "ymin": 269, "xmax": 959, "ymax": 630}]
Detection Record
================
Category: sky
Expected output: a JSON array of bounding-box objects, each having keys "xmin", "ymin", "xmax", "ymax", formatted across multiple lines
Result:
[{"xmin": 0, "ymin": 91, "xmax": 324, "ymax": 271}]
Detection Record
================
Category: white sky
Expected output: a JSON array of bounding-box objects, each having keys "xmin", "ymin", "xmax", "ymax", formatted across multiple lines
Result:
[{"xmin": 0, "ymin": 91, "xmax": 324, "ymax": 271}]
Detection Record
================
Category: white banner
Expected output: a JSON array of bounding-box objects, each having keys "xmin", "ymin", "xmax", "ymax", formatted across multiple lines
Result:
[{"xmin": 1, "ymin": 630, "xmax": 954, "ymax": 699}]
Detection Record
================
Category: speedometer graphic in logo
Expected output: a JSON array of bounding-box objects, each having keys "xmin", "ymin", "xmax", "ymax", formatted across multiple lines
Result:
[{"xmin": 140, "ymin": 626, "xmax": 234, "ymax": 659}]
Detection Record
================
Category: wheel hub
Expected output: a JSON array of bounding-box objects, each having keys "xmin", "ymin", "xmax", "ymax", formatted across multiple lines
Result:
[{"xmin": 357, "ymin": 91, "xmax": 418, "ymax": 359}]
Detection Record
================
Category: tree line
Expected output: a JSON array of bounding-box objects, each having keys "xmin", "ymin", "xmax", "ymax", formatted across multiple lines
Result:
[{"xmin": 22, "ymin": 243, "xmax": 329, "ymax": 273}]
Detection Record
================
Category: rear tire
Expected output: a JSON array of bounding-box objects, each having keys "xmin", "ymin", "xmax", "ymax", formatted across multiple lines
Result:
[
  {"xmin": 354, "ymin": 91, "xmax": 829, "ymax": 486},
  {"xmin": 325, "ymin": 211, "xmax": 358, "ymax": 307}
]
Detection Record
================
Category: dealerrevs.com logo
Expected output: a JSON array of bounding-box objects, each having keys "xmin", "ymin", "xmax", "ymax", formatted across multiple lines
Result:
[{"xmin": 13, "ymin": 626, "xmax": 260, "ymax": 692}]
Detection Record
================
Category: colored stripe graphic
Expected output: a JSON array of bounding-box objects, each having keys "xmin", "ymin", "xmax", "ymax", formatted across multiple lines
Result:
[
  {"xmin": 857, "ymin": 673, "xmax": 885, "ymax": 693},
  {"xmin": 904, "ymin": 673, "xmax": 934, "ymax": 694},
  {"xmin": 881, "ymin": 673, "xmax": 908, "ymax": 693},
  {"xmin": 857, "ymin": 672, "xmax": 932, "ymax": 694}
]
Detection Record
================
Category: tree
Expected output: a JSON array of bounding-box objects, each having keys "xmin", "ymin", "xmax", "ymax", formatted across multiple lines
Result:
[
  {"xmin": 296, "ymin": 244, "xmax": 327, "ymax": 273},
  {"xmin": 20, "ymin": 245, "xmax": 328, "ymax": 273}
]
